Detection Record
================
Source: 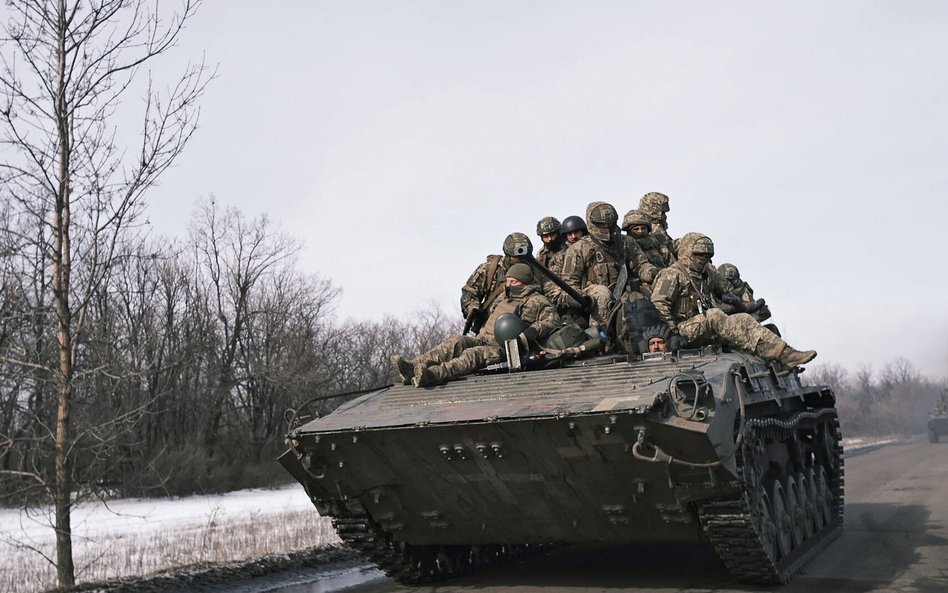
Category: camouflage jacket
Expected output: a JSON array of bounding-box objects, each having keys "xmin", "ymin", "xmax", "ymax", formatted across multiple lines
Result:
[
  {"xmin": 650, "ymin": 261, "xmax": 726, "ymax": 329},
  {"xmin": 537, "ymin": 242, "xmax": 569, "ymax": 274},
  {"xmin": 535, "ymin": 243, "xmax": 569, "ymax": 303},
  {"xmin": 634, "ymin": 235, "xmax": 676, "ymax": 269},
  {"xmin": 561, "ymin": 235, "xmax": 658, "ymax": 296},
  {"xmin": 478, "ymin": 285, "xmax": 561, "ymax": 346},
  {"xmin": 460, "ymin": 255, "xmax": 510, "ymax": 318}
]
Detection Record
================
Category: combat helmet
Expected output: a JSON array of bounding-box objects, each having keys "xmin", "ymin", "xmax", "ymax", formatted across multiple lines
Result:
[
  {"xmin": 536, "ymin": 216, "xmax": 561, "ymax": 236},
  {"xmin": 718, "ymin": 263, "xmax": 741, "ymax": 283},
  {"xmin": 621, "ymin": 209, "xmax": 652, "ymax": 233},
  {"xmin": 494, "ymin": 312, "xmax": 526, "ymax": 343},
  {"xmin": 639, "ymin": 192, "xmax": 670, "ymax": 216},
  {"xmin": 560, "ymin": 215, "xmax": 587, "ymax": 235},
  {"xmin": 502, "ymin": 232, "xmax": 533, "ymax": 257},
  {"xmin": 585, "ymin": 201, "xmax": 619, "ymax": 242}
]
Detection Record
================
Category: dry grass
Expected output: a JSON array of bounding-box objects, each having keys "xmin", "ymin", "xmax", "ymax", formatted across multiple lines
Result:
[{"xmin": 0, "ymin": 508, "xmax": 339, "ymax": 593}]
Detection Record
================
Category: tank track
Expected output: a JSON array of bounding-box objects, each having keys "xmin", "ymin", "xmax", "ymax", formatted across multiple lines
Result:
[
  {"xmin": 332, "ymin": 514, "xmax": 540, "ymax": 584},
  {"xmin": 699, "ymin": 409, "xmax": 844, "ymax": 584}
]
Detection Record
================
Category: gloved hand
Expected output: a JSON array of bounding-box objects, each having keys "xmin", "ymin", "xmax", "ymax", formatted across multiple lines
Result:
[
  {"xmin": 719, "ymin": 293, "xmax": 745, "ymax": 314},
  {"xmin": 518, "ymin": 327, "xmax": 539, "ymax": 352}
]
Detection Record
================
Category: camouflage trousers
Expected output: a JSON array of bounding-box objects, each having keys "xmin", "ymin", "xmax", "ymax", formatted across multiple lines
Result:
[
  {"xmin": 678, "ymin": 308, "xmax": 786, "ymax": 360},
  {"xmin": 413, "ymin": 335, "xmax": 505, "ymax": 379},
  {"xmin": 567, "ymin": 284, "xmax": 613, "ymax": 326}
]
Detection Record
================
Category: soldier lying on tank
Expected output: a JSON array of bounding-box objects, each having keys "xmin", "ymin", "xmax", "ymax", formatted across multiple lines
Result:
[
  {"xmin": 536, "ymin": 216, "xmax": 568, "ymax": 273},
  {"xmin": 561, "ymin": 201, "xmax": 659, "ymax": 337},
  {"xmin": 650, "ymin": 233, "xmax": 817, "ymax": 369},
  {"xmin": 717, "ymin": 262, "xmax": 772, "ymax": 322},
  {"xmin": 392, "ymin": 263, "xmax": 560, "ymax": 388}
]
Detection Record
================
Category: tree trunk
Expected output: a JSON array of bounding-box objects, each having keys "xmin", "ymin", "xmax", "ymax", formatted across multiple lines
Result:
[{"xmin": 52, "ymin": 0, "xmax": 75, "ymax": 584}]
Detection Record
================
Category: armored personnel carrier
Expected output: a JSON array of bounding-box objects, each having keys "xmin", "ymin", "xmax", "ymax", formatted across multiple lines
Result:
[
  {"xmin": 280, "ymin": 348, "xmax": 843, "ymax": 585},
  {"xmin": 929, "ymin": 395, "xmax": 948, "ymax": 443}
]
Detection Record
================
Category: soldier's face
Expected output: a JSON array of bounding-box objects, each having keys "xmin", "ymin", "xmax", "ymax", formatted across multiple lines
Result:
[
  {"xmin": 506, "ymin": 278, "xmax": 524, "ymax": 287},
  {"xmin": 541, "ymin": 231, "xmax": 558, "ymax": 245},
  {"xmin": 630, "ymin": 224, "xmax": 649, "ymax": 238},
  {"xmin": 648, "ymin": 337, "xmax": 669, "ymax": 353},
  {"xmin": 566, "ymin": 230, "xmax": 585, "ymax": 244}
]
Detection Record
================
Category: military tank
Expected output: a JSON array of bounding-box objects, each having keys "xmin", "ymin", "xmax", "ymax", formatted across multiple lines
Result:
[
  {"xmin": 929, "ymin": 400, "xmax": 948, "ymax": 444},
  {"xmin": 280, "ymin": 347, "xmax": 843, "ymax": 585}
]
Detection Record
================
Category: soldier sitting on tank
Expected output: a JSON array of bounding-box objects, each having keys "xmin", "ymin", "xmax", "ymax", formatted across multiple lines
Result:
[
  {"xmin": 932, "ymin": 391, "xmax": 948, "ymax": 417},
  {"xmin": 536, "ymin": 216, "xmax": 568, "ymax": 273},
  {"xmin": 638, "ymin": 191, "xmax": 674, "ymax": 251},
  {"xmin": 560, "ymin": 201, "xmax": 659, "ymax": 338},
  {"xmin": 622, "ymin": 208, "xmax": 675, "ymax": 292},
  {"xmin": 560, "ymin": 215, "xmax": 588, "ymax": 246},
  {"xmin": 717, "ymin": 262, "xmax": 772, "ymax": 322},
  {"xmin": 392, "ymin": 263, "xmax": 561, "ymax": 388},
  {"xmin": 650, "ymin": 233, "xmax": 817, "ymax": 369},
  {"xmin": 460, "ymin": 233, "xmax": 545, "ymax": 335}
]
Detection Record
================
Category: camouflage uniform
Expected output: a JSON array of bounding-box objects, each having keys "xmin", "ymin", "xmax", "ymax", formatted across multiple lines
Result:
[
  {"xmin": 561, "ymin": 202, "xmax": 658, "ymax": 325},
  {"xmin": 650, "ymin": 233, "xmax": 815, "ymax": 367},
  {"xmin": 718, "ymin": 263, "xmax": 772, "ymax": 322},
  {"xmin": 536, "ymin": 217, "xmax": 568, "ymax": 271},
  {"xmin": 638, "ymin": 191, "xmax": 673, "ymax": 249},
  {"xmin": 460, "ymin": 254, "xmax": 510, "ymax": 319},
  {"xmin": 409, "ymin": 277, "xmax": 560, "ymax": 387},
  {"xmin": 622, "ymin": 208, "xmax": 675, "ymax": 275}
]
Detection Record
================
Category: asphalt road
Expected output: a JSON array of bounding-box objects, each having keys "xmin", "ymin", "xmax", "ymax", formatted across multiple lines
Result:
[{"xmin": 278, "ymin": 438, "xmax": 948, "ymax": 593}]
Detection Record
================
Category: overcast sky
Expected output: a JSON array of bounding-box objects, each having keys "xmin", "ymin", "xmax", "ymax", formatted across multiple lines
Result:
[{"xmin": 141, "ymin": 1, "xmax": 947, "ymax": 379}]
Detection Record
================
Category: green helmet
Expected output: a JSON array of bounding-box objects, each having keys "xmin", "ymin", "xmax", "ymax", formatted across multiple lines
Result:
[
  {"xmin": 585, "ymin": 201, "xmax": 619, "ymax": 241},
  {"xmin": 502, "ymin": 232, "xmax": 533, "ymax": 257},
  {"xmin": 638, "ymin": 192, "xmax": 670, "ymax": 217},
  {"xmin": 493, "ymin": 312, "xmax": 526, "ymax": 343},
  {"xmin": 621, "ymin": 209, "xmax": 652, "ymax": 232},
  {"xmin": 536, "ymin": 216, "xmax": 561, "ymax": 236},
  {"xmin": 690, "ymin": 234, "xmax": 715, "ymax": 257}
]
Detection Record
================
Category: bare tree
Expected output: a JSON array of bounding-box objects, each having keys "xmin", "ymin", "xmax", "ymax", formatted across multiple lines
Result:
[{"xmin": 0, "ymin": 1, "xmax": 211, "ymax": 585}]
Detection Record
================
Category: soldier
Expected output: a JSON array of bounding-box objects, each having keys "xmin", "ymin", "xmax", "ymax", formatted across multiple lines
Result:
[
  {"xmin": 622, "ymin": 208, "xmax": 675, "ymax": 271},
  {"xmin": 535, "ymin": 216, "xmax": 568, "ymax": 274},
  {"xmin": 650, "ymin": 233, "xmax": 816, "ymax": 368},
  {"xmin": 561, "ymin": 201, "xmax": 659, "ymax": 331},
  {"xmin": 460, "ymin": 232, "xmax": 536, "ymax": 334},
  {"xmin": 392, "ymin": 263, "xmax": 560, "ymax": 387},
  {"xmin": 638, "ymin": 191, "xmax": 673, "ymax": 248},
  {"xmin": 559, "ymin": 215, "xmax": 588, "ymax": 245},
  {"xmin": 717, "ymin": 263, "xmax": 772, "ymax": 322}
]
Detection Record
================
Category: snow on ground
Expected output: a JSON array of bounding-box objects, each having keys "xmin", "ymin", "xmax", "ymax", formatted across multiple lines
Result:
[
  {"xmin": 0, "ymin": 483, "xmax": 315, "ymax": 543},
  {"xmin": 0, "ymin": 483, "xmax": 339, "ymax": 593}
]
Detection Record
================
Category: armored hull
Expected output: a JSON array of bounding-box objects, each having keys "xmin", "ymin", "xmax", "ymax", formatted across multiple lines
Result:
[{"xmin": 281, "ymin": 348, "xmax": 843, "ymax": 584}]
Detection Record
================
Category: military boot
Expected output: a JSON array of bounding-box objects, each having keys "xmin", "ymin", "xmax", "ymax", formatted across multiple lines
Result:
[
  {"xmin": 412, "ymin": 362, "xmax": 448, "ymax": 388},
  {"xmin": 778, "ymin": 347, "xmax": 817, "ymax": 369},
  {"xmin": 391, "ymin": 355, "xmax": 414, "ymax": 385}
]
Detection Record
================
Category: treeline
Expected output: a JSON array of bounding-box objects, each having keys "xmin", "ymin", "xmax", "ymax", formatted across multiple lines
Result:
[
  {"xmin": 0, "ymin": 201, "xmax": 456, "ymax": 503},
  {"xmin": 808, "ymin": 358, "xmax": 945, "ymax": 437}
]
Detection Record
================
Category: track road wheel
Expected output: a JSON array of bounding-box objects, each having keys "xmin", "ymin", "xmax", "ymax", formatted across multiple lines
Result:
[
  {"xmin": 801, "ymin": 468, "xmax": 820, "ymax": 534},
  {"xmin": 814, "ymin": 466, "xmax": 834, "ymax": 527},
  {"xmin": 768, "ymin": 480, "xmax": 793, "ymax": 558},
  {"xmin": 785, "ymin": 476, "xmax": 806, "ymax": 548}
]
